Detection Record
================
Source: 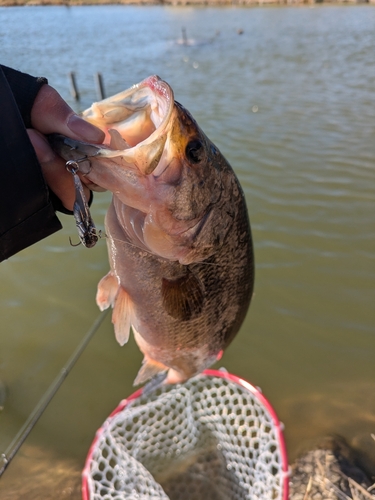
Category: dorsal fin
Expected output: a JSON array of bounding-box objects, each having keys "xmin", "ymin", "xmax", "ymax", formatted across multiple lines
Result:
[
  {"xmin": 161, "ymin": 269, "xmax": 204, "ymax": 322},
  {"xmin": 112, "ymin": 287, "xmax": 133, "ymax": 346}
]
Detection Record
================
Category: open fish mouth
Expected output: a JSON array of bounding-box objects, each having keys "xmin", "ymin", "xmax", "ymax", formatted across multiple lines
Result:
[
  {"xmin": 84, "ymin": 75, "xmax": 173, "ymax": 151},
  {"xmin": 50, "ymin": 75, "xmax": 175, "ymax": 177}
]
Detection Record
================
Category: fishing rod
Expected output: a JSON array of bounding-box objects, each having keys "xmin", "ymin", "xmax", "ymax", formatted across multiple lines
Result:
[{"xmin": 0, "ymin": 309, "xmax": 109, "ymax": 477}]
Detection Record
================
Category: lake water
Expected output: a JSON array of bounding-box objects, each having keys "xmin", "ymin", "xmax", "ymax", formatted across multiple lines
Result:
[{"xmin": 0, "ymin": 4, "xmax": 374, "ymax": 497}]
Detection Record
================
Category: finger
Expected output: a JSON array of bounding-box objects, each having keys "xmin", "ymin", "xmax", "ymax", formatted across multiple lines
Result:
[
  {"xmin": 27, "ymin": 129, "xmax": 91, "ymax": 211},
  {"xmin": 30, "ymin": 84, "xmax": 105, "ymax": 143}
]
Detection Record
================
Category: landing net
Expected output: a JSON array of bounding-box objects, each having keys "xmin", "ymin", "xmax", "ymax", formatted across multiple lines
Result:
[{"xmin": 82, "ymin": 369, "xmax": 289, "ymax": 500}]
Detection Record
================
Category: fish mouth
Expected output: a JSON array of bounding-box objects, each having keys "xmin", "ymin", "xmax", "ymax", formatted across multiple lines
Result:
[
  {"xmin": 79, "ymin": 75, "xmax": 175, "ymax": 174},
  {"xmin": 50, "ymin": 76, "xmax": 175, "ymax": 178}
]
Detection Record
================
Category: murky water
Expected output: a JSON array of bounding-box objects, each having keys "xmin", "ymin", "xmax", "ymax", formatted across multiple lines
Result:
[{"xmin": 0, "ymin": 4, "xmax": 374, "ymax": 497}]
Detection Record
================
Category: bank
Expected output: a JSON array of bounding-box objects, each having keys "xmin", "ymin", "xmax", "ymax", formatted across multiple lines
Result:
[{"xmin": 1, "ymin": 0, "xmax": 375, "ymax": 6}]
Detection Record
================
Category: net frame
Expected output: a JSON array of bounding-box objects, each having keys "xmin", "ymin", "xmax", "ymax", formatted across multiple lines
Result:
[{"xmin": 82, "ymin": 369, "xmax": 289, "ymax": 500}]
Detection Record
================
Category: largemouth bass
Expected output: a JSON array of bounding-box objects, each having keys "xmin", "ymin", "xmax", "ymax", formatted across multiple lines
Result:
[{"xmin": 50, "ymin": 76, "xmax": 254, "ymax": 385}]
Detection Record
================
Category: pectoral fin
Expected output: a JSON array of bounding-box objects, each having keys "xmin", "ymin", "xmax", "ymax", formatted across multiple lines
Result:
[
  {"xmin": 112, "ymin": 287, "xmax": 134, "ymax": 346},
  {"xmin": 161, "ymin": 269, "xmax": 204, "ymax": 321},
  {"xmin": 96, "ymin": 272, "xmax": 118, "ymax": 311}
]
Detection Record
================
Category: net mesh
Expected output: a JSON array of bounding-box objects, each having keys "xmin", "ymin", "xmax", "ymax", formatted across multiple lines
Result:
[{"xmin": 83, "ymin": 370, "xmax": 288, "ymax": 500}]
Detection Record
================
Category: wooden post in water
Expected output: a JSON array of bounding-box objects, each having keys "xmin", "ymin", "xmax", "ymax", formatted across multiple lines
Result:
[
  {"xmin": 95, "ymin": 72, "xmax": 105, "ymax": 100},
  {"xmin": 68, "ymin": 71, "xmax": 80, "ymax": 101}
]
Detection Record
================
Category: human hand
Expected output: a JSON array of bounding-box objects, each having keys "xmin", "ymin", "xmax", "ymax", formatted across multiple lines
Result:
[{"xmin": 27, "ymin": 84, "xmax": 105, "ymax": 212}]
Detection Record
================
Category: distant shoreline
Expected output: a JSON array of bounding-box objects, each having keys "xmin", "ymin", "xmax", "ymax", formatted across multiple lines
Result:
[{"xmin": 1, "ymin": 0, "xmax": 374, "ymax": 6}]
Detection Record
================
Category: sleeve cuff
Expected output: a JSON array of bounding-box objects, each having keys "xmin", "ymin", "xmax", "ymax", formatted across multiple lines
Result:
[
  {"xmin": 0, "ymin": 202, "xmax": 62, "ymax": 262},
  {"xmin": 0, "ymin": 65, "xmax": 48, "ymax": 127}
]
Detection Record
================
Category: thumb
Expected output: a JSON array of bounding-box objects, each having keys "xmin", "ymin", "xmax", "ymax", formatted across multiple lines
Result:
[
  {"xmin": 27, "ymin": 129, "xmax": 90, "ymax": 212},
  {"xmin": 30, "ymin": 84, "xmax": 105, "ymax": 143}
]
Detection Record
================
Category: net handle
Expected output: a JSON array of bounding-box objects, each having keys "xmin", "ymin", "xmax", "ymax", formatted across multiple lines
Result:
[{"xmin": 82, "ymin": 369, "xmax": 289, "ymax": 500}]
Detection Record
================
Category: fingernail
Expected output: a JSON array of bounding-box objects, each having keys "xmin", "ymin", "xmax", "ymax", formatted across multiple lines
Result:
[
  {"xmin": 67, "ymin": 114, "xmax": 105, "ymax": 143},
  {"xmin": 31, "ymin": 132, "xmax": 55, "ymax": 163}
]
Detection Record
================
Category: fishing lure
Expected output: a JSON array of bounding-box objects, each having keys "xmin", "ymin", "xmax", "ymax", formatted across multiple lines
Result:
[{"xmin": 66, "ymin": 159, "xmax": 100, "ymax": 248}]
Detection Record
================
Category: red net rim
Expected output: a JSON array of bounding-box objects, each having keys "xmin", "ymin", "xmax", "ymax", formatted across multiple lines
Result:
[{"xmin": 82, "ymin": 369, "xmax": 289, "ymax": 500}]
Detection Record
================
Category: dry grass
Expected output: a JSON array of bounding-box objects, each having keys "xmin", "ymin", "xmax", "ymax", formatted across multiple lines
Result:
[{"xmin": 290, "ymin": 436, "xmax": 375, "ymax": 500}]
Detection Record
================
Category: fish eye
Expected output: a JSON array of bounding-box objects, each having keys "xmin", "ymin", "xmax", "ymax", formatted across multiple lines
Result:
[{"xmin": 186, "ymin": 139, "xmax": 204, "ymax": 164}]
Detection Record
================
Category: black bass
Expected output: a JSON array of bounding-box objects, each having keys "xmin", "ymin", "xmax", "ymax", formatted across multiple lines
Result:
[{"xmin": 50, "ymin": 76, "xmax": 254, "ymax": 385}]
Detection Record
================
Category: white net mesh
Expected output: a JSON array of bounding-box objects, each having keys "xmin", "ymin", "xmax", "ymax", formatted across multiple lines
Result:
[{"xmin": 83, "ymin": 370, "xmax": 288, "ymax": 500}]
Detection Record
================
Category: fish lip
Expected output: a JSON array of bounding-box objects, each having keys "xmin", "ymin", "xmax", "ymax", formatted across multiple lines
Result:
[
  {"xmin": 128, "ymin": 75, "xmax": 174, "ymax": 148},
  {"xmin": 102, "ymin": 74, "xmax": 174, "ymax": 133},
  {"xmin": 132, "ymin": 75, "xmax": 174, "ymax": 171},
  {"xmin": 140, "ymin": 75, "xmax": 173, "ymax": 107}
]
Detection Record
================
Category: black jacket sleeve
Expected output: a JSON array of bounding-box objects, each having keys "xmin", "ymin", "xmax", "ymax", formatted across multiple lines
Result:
[{"xmin": 0, "ymin": 65, "xmax": 62, "ymax": 262}]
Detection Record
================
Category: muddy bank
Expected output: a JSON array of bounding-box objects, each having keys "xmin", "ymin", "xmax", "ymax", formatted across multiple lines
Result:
[
  {"xmin": 0, "ymin": 436, "xmax": 374, "ymax": 499},
  {"xmin": 290, "ymin": 436, "xmax": 375, "ymax": 500}
]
